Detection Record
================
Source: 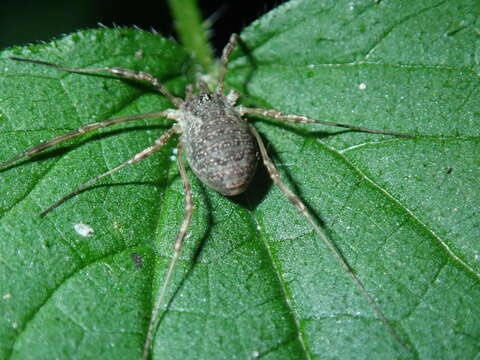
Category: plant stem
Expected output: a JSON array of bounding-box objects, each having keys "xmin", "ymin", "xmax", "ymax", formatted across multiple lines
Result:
[{"xmin": 167, "ymin": 0, "xmax": 214, "ymax": 72}]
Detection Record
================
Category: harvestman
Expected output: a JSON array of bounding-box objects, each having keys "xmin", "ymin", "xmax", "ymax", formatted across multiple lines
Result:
[{"xmin": 2, "ymin": 34, "xmax": 413, "ymax": 358}]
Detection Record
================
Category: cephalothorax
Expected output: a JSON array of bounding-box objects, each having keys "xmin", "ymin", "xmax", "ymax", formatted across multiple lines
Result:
[{"xmin": 2, "ymin": 34, "xmax": 413, "ymax": 359}]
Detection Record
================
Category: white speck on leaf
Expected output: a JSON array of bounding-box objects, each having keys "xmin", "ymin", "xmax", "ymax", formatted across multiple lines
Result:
[
  {"xmin": 170, "ymin": 147, "xmax": 178, "ymax": 161},
  {"xmin": 359, "ymin": 82, "xmax": 367, "ymax": 90},
  {"xmin": 3, "ymin": 293, "xmax": 11, "ymax": 300},
  {"xmin": 74, "ymin": 223, "xmax": 94, "ymax": 237}
]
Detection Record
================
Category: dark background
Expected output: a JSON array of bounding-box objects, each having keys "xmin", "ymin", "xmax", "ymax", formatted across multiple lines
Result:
[{"xmin": 1, "ymin": 0, "xmax": 289, "ymax": 53}]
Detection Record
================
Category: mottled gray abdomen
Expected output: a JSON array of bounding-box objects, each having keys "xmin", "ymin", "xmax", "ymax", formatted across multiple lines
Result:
[{"xmin": 180, "ymin": 92, "xmax": 258, "ymax": 196}]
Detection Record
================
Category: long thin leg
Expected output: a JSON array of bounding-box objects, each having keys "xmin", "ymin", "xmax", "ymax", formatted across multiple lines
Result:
[
  {"xmin": 216, "ymin": 33, "xmax": 238, "ymax": 95},
  {"xmin": 249, "ymin": 125, "xmax": 410, "ymax": 352},
  {"xmin": 0, "ymin": 111, "xmax": 170, "ymax": 169},
  {"xmin": 143, "ymin": 141, "xmax": 194, "ymax": 360},
  {"xmin": 10, "ymin": 56, "xmax": 183, "ymax": 107},
  {"xmin": 239, "ymin": 106, "xmax": 415, "ymax": 138},
  {"xmin": 39, "ymin": 127, "xmax": 176, "ymax": 216}
]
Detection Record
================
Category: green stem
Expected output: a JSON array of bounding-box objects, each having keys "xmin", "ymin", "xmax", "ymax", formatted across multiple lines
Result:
[{"xmin": 167, "ymin": 0, "xmax": 214, "ymax": 72}]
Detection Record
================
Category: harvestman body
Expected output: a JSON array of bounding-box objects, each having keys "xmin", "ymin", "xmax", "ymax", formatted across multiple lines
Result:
[{"xmin": 2, "ymin": 34, "xmax": 414, "ymax": 358}]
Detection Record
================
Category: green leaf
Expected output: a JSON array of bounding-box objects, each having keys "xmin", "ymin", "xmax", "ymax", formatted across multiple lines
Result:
[{"xmin": 1, "ymin": 1, "xmax": 479, "ymax": 360}]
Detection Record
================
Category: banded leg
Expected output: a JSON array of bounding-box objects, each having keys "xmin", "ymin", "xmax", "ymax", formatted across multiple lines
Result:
[
  {"xmin": 249, "ymin": 125, "xmax": 410, "ymax": 352},
  {"xmin": 143, "ymin": 141, "xmax": 194, "ymax": 360},
  {"xmin": 40, "ymin": 127, "xmax": 177, "ymax": 216},
  {"xmin": 239, "ymin": 106, "xmax": 415, "ymax": 138},
  {"xmin": 10, "ymin": 56, "xmax": 183, "ymax": 107},
  {"xmin": 0, "ymin": 111, "xmax": 170, "ymax": 169},
  {"xmin": 216, "ymin": 33, "xmax": 238, "ymax": 95}
]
